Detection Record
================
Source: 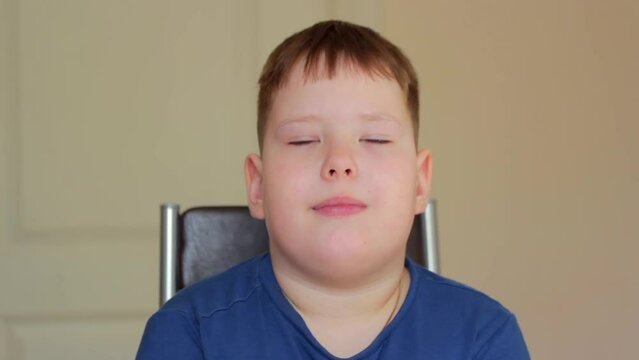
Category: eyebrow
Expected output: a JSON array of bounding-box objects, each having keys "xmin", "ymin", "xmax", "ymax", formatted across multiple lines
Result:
[
  {"xmin": 359, "ymin": 112, "xmax": 403, "ymax": 126},
  {"xmin": 274, "ymin": 117, "xmax": 320, "ymax": 139},
  {"xmin": 277, "ymin": 115, "xmax": 319, "ymax": 126},
  {"xmin": 275, "ymin": 116, "xmax": 318, "ymax": 131}
]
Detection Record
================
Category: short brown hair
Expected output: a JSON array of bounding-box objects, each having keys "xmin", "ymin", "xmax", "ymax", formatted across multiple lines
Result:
[{"xmin": 257, "ymin": 20, "xmax": 419, "ymax": 150}]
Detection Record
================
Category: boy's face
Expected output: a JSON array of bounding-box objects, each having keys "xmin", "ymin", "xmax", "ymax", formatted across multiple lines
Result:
[{"xmin": 246, "ymin": 61, "xmax": 431, "ymax": 283}]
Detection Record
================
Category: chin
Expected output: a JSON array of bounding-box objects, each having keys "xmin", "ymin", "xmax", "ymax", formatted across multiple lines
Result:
[{"xmin": 311, "ymin": 241, "xmax": 403, "ymax": 276}]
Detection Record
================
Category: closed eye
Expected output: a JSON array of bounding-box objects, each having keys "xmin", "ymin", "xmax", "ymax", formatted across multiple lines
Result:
[
  {"xmin": 288, "ymin": 140, "xmax": 318, "ymax": 146},
  {"xmin": 361, "ymin": 138, "xmax": 391, "ymax": 144}
]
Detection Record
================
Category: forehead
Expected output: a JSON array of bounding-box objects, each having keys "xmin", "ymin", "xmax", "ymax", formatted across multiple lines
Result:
[
  {"xmin": 282, "ymin": 56, "xmax": 400, "ymax": 93},
  {"xmin": 268, "ymin": 59, "xmax": 409, "ymax": 126}
]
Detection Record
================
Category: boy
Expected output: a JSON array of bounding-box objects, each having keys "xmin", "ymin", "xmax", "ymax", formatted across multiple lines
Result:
[{"xmin": 137, "ymin": 20, "xmax": 529, "ymax": 359}]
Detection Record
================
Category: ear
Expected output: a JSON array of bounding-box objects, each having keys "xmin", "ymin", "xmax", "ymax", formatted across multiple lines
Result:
[
  {"xmin": 414, "ymin": 148, "xmax": 432, "ymax": 214},
  {"xmin": 244, "ymin": 153, "xmax": 265, "ymax": 219}
]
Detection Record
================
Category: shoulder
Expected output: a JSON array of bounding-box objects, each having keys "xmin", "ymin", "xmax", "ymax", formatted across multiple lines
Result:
[
  {"xmin": 409, "ymin": 261, "xmax": 513, "ymax": 318},
  {"xmin": 404, "ymin": 261, "xmax": 530, "ymax": 359},
  {"xmin": 160, "ymin": 254, "xmax": 267, "ymax": 321},
  {"xmin": 137, "ymin": 255, "xmax": 269, "ymax": 359}
]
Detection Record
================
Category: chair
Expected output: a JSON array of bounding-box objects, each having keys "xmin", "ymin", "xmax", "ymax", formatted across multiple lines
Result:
[{"xmin": 159, "ymin": 201, "xmax": 440, "ymax": 306}]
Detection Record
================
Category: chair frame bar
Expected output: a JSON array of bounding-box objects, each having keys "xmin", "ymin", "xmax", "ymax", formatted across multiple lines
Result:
[
  {"xmin": 160, "ymin": 203, "xmax": 180, "ymax": 306},
  {"xmin": 422, "ymin": 200, "xmax": 440, "ymax": 274}
]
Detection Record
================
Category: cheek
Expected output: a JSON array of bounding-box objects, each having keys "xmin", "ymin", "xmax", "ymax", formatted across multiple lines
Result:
[
  {"xmin": 363, "ymin": 154, "xmax": 417, "ymax": 197},
  {"xmin": 262, "ymin": 157, "xmax": 316, "ymax": 207}
]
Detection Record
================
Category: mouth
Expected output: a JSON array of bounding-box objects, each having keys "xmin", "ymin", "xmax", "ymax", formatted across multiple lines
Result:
[{"xmin": 312, "ymin": 196, "xmax": 367, "ymax": 217}]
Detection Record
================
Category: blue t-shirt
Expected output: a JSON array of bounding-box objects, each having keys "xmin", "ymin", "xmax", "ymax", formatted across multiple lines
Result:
[{"xmin": 137, "ymin": 254, "xmax": 530, "ymax": 359}]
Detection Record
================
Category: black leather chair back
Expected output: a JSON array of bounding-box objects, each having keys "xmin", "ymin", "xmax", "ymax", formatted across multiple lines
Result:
[{"xmin": 179, "ymin": 207, "xmax": 269, "ymax": 289}]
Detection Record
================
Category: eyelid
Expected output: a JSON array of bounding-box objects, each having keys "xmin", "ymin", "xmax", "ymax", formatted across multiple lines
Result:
[
  {"xmin": 363, "ymin": 139, "xmax": 391, "ymax": 144},
  {"xmin": 287, "ymin": 136, "xmax": 320, "ymax": 146},
  {"xmin": 360, "ymin": 135, "xmax": 392, "ymax": 144}
]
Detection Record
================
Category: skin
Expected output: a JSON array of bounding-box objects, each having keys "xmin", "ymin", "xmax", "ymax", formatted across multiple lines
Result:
[{"xmin": 245, "ymin": 59, "xmax": 432, "ymax": 357}]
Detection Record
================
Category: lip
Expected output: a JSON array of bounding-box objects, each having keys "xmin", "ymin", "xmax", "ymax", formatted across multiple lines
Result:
[{"xmin": 312, "ymin": 196, "xmax": 367, "ymax": 217}]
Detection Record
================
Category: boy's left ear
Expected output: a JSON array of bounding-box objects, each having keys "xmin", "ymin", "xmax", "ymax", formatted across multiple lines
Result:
[{"xmin": 414, "ymin": 149, "xmax": 432, "ymax": 214}]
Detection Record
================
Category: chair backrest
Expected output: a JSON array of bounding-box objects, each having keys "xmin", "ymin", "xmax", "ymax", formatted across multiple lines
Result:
[
  {"xmin": 180, "ymin": 207, "xmax": 269, "ymax": 289},
  {"xmin": 159, "ymin": 201, "xmax": 439, "ymax": 305}
]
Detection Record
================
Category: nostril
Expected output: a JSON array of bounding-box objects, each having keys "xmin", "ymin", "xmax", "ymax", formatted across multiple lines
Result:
[{"xmin": 327, "ymin": 168, "xmax": 353, "ymax": 177}]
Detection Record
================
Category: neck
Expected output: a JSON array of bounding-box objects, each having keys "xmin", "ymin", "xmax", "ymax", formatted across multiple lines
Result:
[{"xmin": 272, "ymin": 256, "xmax": 409, "ymax": 323}]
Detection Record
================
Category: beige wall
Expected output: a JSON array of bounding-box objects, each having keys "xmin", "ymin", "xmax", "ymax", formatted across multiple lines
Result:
[
  {"xmin": 384, "ymin": 2, "xmax": 639, "ymax": 358},
  {"xmin": 0, "ymin": 0, "xmax": 637, "ymax": 359}
]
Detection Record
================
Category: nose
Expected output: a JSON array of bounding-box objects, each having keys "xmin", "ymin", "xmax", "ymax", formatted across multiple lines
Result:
[{"xmin": 321, "ymin": 142, "xmax": 358, "ymax": 180}]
